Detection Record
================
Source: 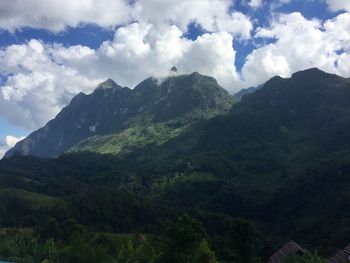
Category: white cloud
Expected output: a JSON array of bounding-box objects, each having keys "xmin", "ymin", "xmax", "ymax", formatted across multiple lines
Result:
[
  {"xmin": 133, "ymin": 0, "xmax": 252, "ymax": 39},
  {"xmin": 240, "ymin": 12, "xmax": 350, "ymax": 87},
  {"xmin": 215, "ymin": 11, "xmax": 253, "ymax": 39},
  {"xmin": 0, "ymin": 39, "xmax": 103, "ymax": 129},
  {"xmin": 0, "ymin": 0, "xmax": 133, "ymax": 32},
  {"xmin": 246, "ymin": 0, "xmax": 292, "ymax": 10},
  {"xmin": 248, "ymin": 0, "xmax": 263, "ymax": 8},
  {"xmin": 5, "ymin": 135, "xmax": 25, "ymax": 147},
  {"xmin": 0, "ymin": 135, "xmax": 25, "ymax": 158},
  {"xmin": 177, "ymin": 32, "xmax": 238, "ymax": 88},
  {"xmin": 93, "ymin": 23, "xmax": 239, "ymax": 87},
  {"xmin": 0, "ymin": 0, "xmax": 252, "ymax": 39},
  {"xmin": 326, "ymin": 0, "xmax": 350, "ymax": 12}
]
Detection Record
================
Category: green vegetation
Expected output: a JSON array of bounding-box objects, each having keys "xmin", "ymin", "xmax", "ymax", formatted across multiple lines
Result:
[
  {"xmin": 286, "ymin": 252, "xmax": 327, "ymax": 263},
  {"xmin": 70, "ymin": 122, "xmax": 189, "ymax": 156},
  {"xmin": 0, "ymin": 188, "xmax": 59, "ymax": 208},
  {"xmin": 0, "ymin": 215, "xmax": 221, "ymax": 263}
]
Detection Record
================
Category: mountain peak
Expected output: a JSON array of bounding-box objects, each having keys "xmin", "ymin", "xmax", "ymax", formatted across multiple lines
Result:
[
  {"xmin": 187, "ymin": 72, "xmax": 218, "ymax": 83},
  {"xmin": 96, "ymin": 79, "xmax": 121, "ymax": 90},
  {"xmin": 188, "ymin": 71, "xmax": 203, "ymax": 78},
  {"xmin": 291, "ymin": 67, "xmax": 327, "ymax": 79}
]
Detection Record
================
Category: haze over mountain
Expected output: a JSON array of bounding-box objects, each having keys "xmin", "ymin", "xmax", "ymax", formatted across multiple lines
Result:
[{"xmin": 232, "ymin": 86, "xmax": 261, "ymax": 101}]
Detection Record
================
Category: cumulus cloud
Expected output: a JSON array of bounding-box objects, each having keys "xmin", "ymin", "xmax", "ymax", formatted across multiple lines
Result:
[
  {"xmin": 5, "ymin": 135, "xmax": 25, "ymax": 147},
  {"xmin": 0, "ymin": 0, "xmax": 132, "ymax": 32},
  {"xmin": 133, "ymin": 0, "xmax": 253, "ymax": 39},
  {"xmin": 0, "ymin": 135, "xmax": 25, "ymax": 158},
  {"xmin": 326, "ymin": 0, "xmax": 350, "ymax": 12},
  {"xmin": 240, "ymin": 12, "xmax": 350, "ymax": 87},
  {"xmin": 0, "ymin": 0, "xmax": 252, "ymax": 38},
  {"xmin": 0, "ymin": 23, "xmax": 239, "ymax": 130},
  {"xmin": 0, "ymin": 39, "xmax": 103, "ymax": 129},
  {"xmin": 248, "ymin": 0, "xmax": 263, "ymax": 8}
]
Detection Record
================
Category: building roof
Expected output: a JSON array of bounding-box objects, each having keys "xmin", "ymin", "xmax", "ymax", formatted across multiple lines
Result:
[
  {"xmin": 268, "ymin": 240, "xmax": 306, "ymax": 263},
  {"xmin": 329, "ymin": 244, "xmax": 350, "ymax": 263}
]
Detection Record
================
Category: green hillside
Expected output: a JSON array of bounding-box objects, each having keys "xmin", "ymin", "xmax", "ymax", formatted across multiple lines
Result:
[{"xmin": 0, "ymin": 188, "xmax": 59, "ymax": 208}]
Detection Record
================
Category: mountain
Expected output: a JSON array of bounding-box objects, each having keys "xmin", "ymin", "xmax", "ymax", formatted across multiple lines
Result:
[
  {"xmin": 5, "ymin": 72, "xmax": 234, "ymax": 158},
  {"xmin": 91, "ymin": 67, "xmax": 350, "ymax": 166},
  {"xmin": 233, "ymin": 85, "xmax": 261, "ymax": 101},
  {"xmin": 199, "ymin": 67, "xmax": 350, "ymax": 152},
  {"xmin": 64, "ymin": 67, "xmax": 350, "ymax": 220},
  {"xmin": 5, "ymin": 79, "xmax": 131, "ymax": 158}
]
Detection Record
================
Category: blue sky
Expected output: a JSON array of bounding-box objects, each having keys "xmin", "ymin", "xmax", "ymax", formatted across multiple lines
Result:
[{"xmin": 0, "ymin": 0, "xmax": 349, "ymax": 156}]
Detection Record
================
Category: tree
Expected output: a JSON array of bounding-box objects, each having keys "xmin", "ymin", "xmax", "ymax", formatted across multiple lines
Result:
[
  {"xmin": 161, "ymin": 214, "xmax": 218, "ymax": 263},
  {"xmin": 37, "ymin": 218, "xmax": 84, "ymax": 242},
  {"xmin": 286, "ymin": 251, "xmax": 327, "ymax": 263},
  {"xmin": 230, "ymin": 219, "xmax": 259, "ymax": 263},
  {"xmin": 6, "ymin": 235, "xmax": 59, "ymax": 263}
]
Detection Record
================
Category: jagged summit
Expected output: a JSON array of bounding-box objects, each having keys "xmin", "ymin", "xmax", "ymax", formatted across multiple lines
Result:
[
  {"xmin": 96, "ymin": 78, "xmax": 123, "ymax": 90},
  {"xmin": 170, "ymin": 66, "xmax": 178, "ymax": 73}
]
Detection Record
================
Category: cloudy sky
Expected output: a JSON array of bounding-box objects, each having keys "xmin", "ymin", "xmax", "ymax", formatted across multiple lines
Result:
[{"xmin": 0, "ymin": 0, "xmax": 350, "ymax": 157}]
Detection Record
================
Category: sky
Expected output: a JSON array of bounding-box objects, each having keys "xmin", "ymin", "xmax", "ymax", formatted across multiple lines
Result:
[{"xmin": 0, "ymin": 0, "xmax": 350, "ymax": 157}]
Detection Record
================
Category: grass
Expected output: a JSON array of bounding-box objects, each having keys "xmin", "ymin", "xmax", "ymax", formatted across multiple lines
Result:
[
  {"xmin": 70, "ymin": 122, "xmax": 188, "ymax": 156},
  {"xmin": 0, "ymin": 188, "xmax": 60, "ymax": 208},
  {"xmin": 185, "ymin": 171, "xmax": 216, "ymax": 182}
]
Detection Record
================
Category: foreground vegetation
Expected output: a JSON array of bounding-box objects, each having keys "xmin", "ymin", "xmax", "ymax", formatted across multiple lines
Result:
[
  {"xmin": 0, "ymin": 151, "xmax": 348, "ymax": 262},
  {"xmin": 0, "ymin": 215, "xmax": 259, "ymax": 263}
]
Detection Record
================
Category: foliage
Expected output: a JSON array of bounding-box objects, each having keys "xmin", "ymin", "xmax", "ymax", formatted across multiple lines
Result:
[
  {"xmin": 4, "ymin": 235, "xmax": 58, "ymax": 263},
  {"xmin": 160, "ymin": 214, "xmax": 218, "ymax": 263},
  {"xmin": 285, "ymin": 252, "xmax": 328, "ymax": 263},
  {"xmin": 231, "ymin": 219, "xmax": 259, "ymax": 263}
]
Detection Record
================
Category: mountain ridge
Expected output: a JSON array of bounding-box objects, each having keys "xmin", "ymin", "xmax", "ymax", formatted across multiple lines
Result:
[
  {"xmin": 6, "ymin": 68, "xmax": 350, "ymax": 159},
  {"xmin": 68, "ymin": 68, "xmax": 350, "ymax": 166},
  {"xmin": 5, "ymin": 72, "xmax": 234, "ymax": 158}
]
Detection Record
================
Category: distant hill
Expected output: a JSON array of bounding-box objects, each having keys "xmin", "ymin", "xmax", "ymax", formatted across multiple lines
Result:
[
  {"xmin": 233, "ymin": 85, "xmax": 260, "ymax": 101},
  {"xmin": 198, "ymin": 68, "xmax": 350, "ymax": 154}
]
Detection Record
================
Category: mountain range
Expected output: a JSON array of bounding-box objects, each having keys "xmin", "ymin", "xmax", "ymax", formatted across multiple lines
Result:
[{"xmin": 6, "ymin": 68, "xmax": 350, "ymax": 175}]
